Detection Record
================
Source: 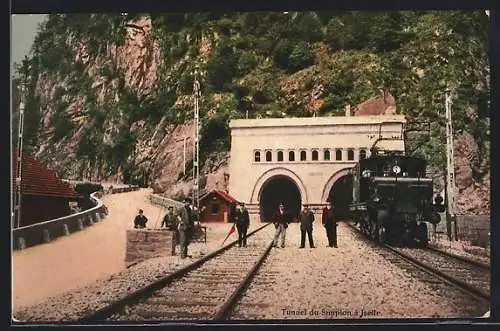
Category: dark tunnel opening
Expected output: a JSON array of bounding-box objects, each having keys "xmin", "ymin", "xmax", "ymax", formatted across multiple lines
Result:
[
  {"xmin": 259, "ymin": 175, "xmax": 301, "ymax": 222},
  {"xmin": 328, "ymin": 174, "xmax": 353, "ymax": 221}
]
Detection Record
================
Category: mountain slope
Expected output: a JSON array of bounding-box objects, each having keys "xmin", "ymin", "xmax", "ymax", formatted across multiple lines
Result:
[{"xmin": 11, "ymin": 11, "xmax": 490, "ymax": 213}]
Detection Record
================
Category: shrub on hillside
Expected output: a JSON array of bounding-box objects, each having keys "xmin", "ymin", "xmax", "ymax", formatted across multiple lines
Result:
[
  {"xmin": 74, "ymin": 182, "xmax": 104, "ymax": 197},
  {"xmin": 75, "ymin": 182, "xmax": 104, "ymax": 210}
]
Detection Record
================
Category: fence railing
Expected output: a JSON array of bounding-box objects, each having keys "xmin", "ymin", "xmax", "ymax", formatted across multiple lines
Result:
[
  {"xmin": 62, "ymin": 180, "xmax": 140, "ymax": 194},
  {"xmin": 430, "ymin": 213, "xmax": 490, "ymax": 249},
  {"xmin": 13, "ymin": 192, "xmax": 106, "ymax": 250},
  {"xmin": 148, "ymin": 193, "xmax": 184, "ymax": 210}
]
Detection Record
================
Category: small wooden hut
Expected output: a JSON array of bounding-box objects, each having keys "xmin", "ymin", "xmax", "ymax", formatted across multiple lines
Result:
[{"xmin": 199, "ymin": 190, "xmax": 239, "ymax": 223}]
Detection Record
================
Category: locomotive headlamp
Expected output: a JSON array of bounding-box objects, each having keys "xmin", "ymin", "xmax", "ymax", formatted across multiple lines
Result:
[
  {"xmin": 362, "ymin": 169, "xmax": 371, "ymax": 178},
  {"xmin": 392, "ymin": 165, "xmax": 401, "ymax": 174}
]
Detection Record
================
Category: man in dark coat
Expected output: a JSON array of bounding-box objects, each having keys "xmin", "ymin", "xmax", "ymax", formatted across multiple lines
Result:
[
  {"xmin": 161, "ymin": 206, "xmax": 176, "ymax": 230},
  {"xmin": 322, "ymin": 200, "xmax": 337, "ymax": 247},
  {"xmin": 299, "ymin": 204, "xmax": 315, "ymax": 248},
  {"xmin": 234, "ymin": 202, "xmax": 250, "ymax": 247},
  {"xmin": 134, "ymin": 209, "xmax": 148, "ymax": 228},
  {"xmin": 272, "ymin": 202, "xmax": 292, "ymax": 248},
  {"xmin": 177, "ymin": 198, "xmax": 193, "ymax": 258}
]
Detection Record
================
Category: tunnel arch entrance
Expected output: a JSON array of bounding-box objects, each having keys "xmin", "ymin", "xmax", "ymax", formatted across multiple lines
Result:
[
  {"xmin": 258, "ymin": 175, "xmax": 301, "ymax": 222},
  {"xmin": 327, "ymin": 174, "xmax": 354, "ymax": 221}
]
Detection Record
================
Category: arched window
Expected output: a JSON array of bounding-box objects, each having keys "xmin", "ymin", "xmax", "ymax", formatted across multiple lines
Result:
[
  {"xmin": 335, "ymin": 149, "xmax": 342, "ymax": 161},
  {"xmin": 254, "ymin": 151, "xmax": 261, "ymax": 162},
  {"xmin": 300, "ymin": 150, "xmax": 307, "ymax": 161},
  {"xmin": 347, "ymin": 149, "xmax": 354, "ymax": 161},
  {"xmin": 266, "ymin": 151, "xmax": 272, "ymax": 162},
  {"xmin": 277, "ymin": 151, "xmax": 284, "ymax": 162},
  {"xmin": 359, "ymin": 149, "xmax": 367, "ymax": 160},
  {"xmin": 289, "ymin": 151, "xmax": 295, "ymax": 161},
  {"xmin": 324, "ymin": 150, "xmax": 331, "ymax": 161},
  {"xmin": 312, "ymin": 150, "xmax": 319, "ymax": 161}
]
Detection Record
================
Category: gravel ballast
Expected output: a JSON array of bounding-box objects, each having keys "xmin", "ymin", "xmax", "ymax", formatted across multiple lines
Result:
[
  {"xmin": 14, "ymin": 222, "xmax": 270, "ymax": 322},
  {"xmin": 232, "ymin": 222, "xmax": 490, "ymax": 320},
  {"xmin": 14, "ymin": 213, "xmax": 489, "ymax": 322}
]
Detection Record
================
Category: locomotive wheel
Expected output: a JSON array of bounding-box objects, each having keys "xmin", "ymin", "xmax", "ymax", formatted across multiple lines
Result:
[
  {"xmin": 371, "ymin": 223, "xmax": 379, "ymax": 242},
  {"xmin": 402, "ymin": 230, "xmax": 413, "ymax": 247},
  {"xmin": 416, "ymin": 223, "xmax": 429, "ymax": 248},
  {"xmin": 378, "ymin": 225, "xmax": 387, "ymax": 244}
]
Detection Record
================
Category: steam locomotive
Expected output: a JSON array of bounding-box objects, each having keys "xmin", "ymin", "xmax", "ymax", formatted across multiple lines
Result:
[{"xmin": 349, "ymin": 132, "xmax": 445, "ymax": 247}]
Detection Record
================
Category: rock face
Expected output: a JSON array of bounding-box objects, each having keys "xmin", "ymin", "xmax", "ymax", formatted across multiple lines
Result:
[
  {"xmin": 151, "ymin": 122, "xmax": 195, "ymax": 194},
  {"xmin": 203, "ymin": 152, "xmax": 230, "ymax": 193},
  {"xmin": 354, "ymin": 90, "xmax": 397, "ymax": 116},
  {"xmin": 453, "ymin": 133, "xmax": 490, "ymax": 215},
  {"xmin": 115, "ymin": 18, "xmax": 161, "ymax": 98}
]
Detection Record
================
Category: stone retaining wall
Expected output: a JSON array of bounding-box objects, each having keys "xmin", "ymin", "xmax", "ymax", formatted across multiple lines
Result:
[
  {"xmin": 13, "ymin": 185, "xmax": 140, "ymax": 250},
  {"xmin": 432, "ymin": 213, "xmax": 490, "ymax": 247},
  {"xmin": 125, "ymin": 229, "xmax": 176, "ymax": 265}
]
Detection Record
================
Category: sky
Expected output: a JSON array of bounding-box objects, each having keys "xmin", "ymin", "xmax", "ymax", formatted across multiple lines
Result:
[{"xmin": 11, "ymin": 14, "xmax": 47, "ymax": 73}]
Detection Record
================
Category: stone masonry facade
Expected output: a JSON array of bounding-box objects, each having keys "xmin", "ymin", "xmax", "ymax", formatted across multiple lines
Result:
[{"xmin": 228, "ymin": 115, "xmax": 407, "ymax": 219}]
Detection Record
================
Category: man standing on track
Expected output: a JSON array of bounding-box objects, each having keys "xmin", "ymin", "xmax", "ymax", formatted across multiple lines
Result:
[
  {"xmin": 272, "ymin": 202, "xmax": 291, "ymax": 248},
  {"xmin": 322, "ymin": 199, "xmax": 337, "ymax": 247},
  {"xmin": 177, "ymin": 198, "xmax": 193, "ymax": 258},
  {"xmin": 299, "ymin": 204, "xmax": 315, "ymax": 248},
  {"xmin": 235, "ymin": 202, "xmax": 250, "ymax": 247}
]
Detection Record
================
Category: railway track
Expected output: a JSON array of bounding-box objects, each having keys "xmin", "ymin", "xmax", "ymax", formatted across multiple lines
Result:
[
  {"xmin": 80, "ymin": 223, "xmax": 274, "ymax": 322},
  {"xmin": 347, "ymin": 222, "xmax": 490, "ymax": 315},
  {"xmin": 387, "ymin": 246, "xmax": 490, "ymax": 300}
]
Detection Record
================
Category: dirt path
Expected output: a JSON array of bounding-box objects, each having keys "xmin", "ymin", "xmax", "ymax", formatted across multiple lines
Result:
[{"xmin": 12, "ymin": 188, "xmax": 162, "ymax": 310}]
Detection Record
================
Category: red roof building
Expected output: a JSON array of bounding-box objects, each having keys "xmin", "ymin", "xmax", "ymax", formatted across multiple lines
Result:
[
  {"xmin": 199, "ymin": 190, "xmax": 240, "ymax": 223},
  {"xmin": 12, "ymin": 149, "xmax": 82, "ymax": 227}
]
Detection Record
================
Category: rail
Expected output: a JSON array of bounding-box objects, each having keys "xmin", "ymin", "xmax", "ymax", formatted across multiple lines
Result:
[
  {"xmin": 79, "ymin": 223, "xmax": 271, "ymax": 322},
  {"xmin": 12, "ymin": 185, "xmax": 140, "ymax": 250},
  {"xmin": 347, "ymin": 222, "xmax": 490, "ymax": 303}
]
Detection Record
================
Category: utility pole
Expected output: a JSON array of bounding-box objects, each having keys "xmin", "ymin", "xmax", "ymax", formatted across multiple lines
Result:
[
  {"xmin": 14, "ymin": 83, "xmax": 25, "ymax": 229},
  {"xmin": 174, "ymin": 137, "xmax": 189, "ymax": 175},
  {"xmin": 183, "ymin": 137, "xmax": 187, "ymax": 175},
  {"xmin": 445, "ymin": 88, "xmax": 458, "ymax": 241},
  {"xmin": 192, "ymin": 68, "xmax": 201, "ymax": 211}
]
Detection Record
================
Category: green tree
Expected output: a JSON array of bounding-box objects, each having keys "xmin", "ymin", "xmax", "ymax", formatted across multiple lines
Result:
[
  {"xmin": 206, "ymin": 45, "xmax": 238, "ymax": 91},
  {"xmin": 288, "ymin": 41, "xmax": 315, "ymax": 73}
]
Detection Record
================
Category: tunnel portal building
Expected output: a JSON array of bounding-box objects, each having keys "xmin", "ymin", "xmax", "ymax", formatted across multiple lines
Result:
[{"xmin": 228, "ymin": 115, "xmax": 406, "ymax": 221}]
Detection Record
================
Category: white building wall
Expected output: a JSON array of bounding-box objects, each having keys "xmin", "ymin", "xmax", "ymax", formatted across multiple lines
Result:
[{"xmin": 228, "ymin": 116, "xmax": 406, "ymax": 208}]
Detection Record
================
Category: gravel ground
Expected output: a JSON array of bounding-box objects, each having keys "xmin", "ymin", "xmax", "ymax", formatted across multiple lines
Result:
[
  {"xmin": 12, "ymin": 188, "xmax": 267, "ymax": 322},
  {"xmin": 14, "ymin": 213, "xmax": 489, "ymax": 322},
  {"xmin": 232, "ymin": 222, "xmax": 490, "ymax": 320},
  {"xmin": 429, "ymin": 238, "xmax": 490, "ymax": 266}
]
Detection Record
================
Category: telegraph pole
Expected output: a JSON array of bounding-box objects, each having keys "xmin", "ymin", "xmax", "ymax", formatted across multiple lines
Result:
[
  {"xmin": 14, "ymin": 83, "xmax": 25, "ymax": 229},
  {"xmin": 174, "ymin": 137, "xmax": 189, "ymax": 175},
  {"xmin": 445, "ymin": 88, "xmax": 457, "ymax": 241},
  {"xmin": 192, "ymin": 68, "xmax": 201, "ymax": 210}
]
